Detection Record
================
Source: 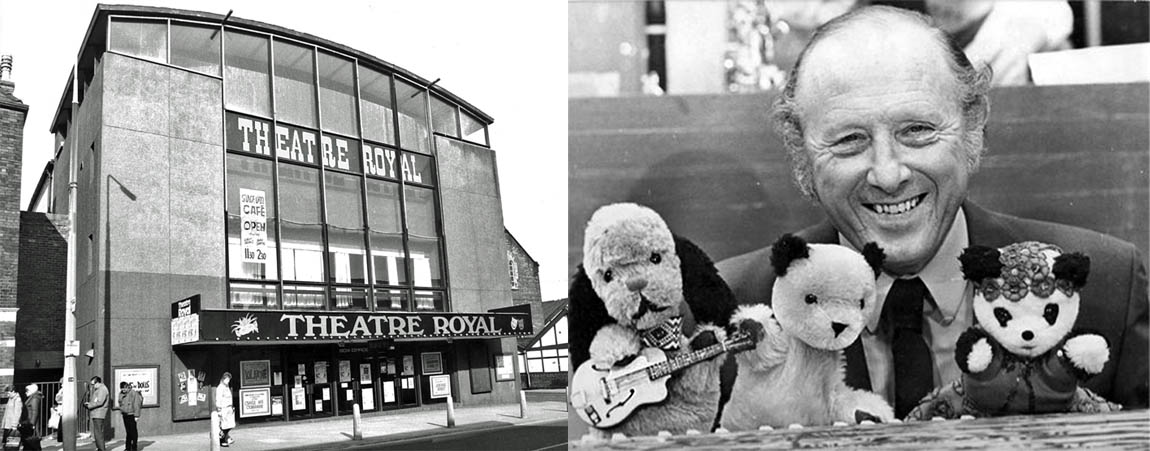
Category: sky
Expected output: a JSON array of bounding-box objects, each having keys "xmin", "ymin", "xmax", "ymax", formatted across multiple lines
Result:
[{"xmin": 0, "ymin": 0, "xmax": 568, "ymax": 301}]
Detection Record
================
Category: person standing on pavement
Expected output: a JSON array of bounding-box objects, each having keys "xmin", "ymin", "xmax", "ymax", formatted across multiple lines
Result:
[
  {"xmin": 21, "ymin": 384, "xmax": 43, "ymax": 449},
  {"xmin": 118, "ymin": 382, "xmax": 142, "ymax": 451},
  {"xmin": 83, "ymin": 376, "xmax": 109, "ymax": 451},
  {"xmin": 1, "ymin": 386, "xmax": 22, "ymax": 448},
  {"xmin": 52, "ymin": 378, "xmax": 63, "ymax": 443},
  {"xmin": 216, "ymin": 372, "xmax": 235, "ymax": 447}
]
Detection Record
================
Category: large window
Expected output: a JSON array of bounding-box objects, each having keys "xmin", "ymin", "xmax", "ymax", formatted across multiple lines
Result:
[
  {"xmin": 460, "ymin": 111, "xmax": 487, "ymax": 145},
  {"xmin": 395, "ymin": 79, "xmax": 430, "ymax": 153},
  {"xmin": 524, "ymin": 316, "xmax": 569, "ymax": 373},
  {"xmin": 366, "ymin": 179, "xmax": 406, "ymax": 287},
  {"xmin": 359, "ymin": 67, "xmax": 396, "ymax": 145},
  {"xmin": 318, "ymin": 51, "xmax": 358, "ymax": 137},
  {"xmin": 225, "ymin": 31, "xmax": 271, "ymax": 117},
  {"xmin": 273, "ymin": 40, "xmax": 317, "ymax": 127},
  {"xmin": 278, "ymin": 163, "xmax": 325, "ymax": 283},
  {"xmin": 171, "ymin": 22, "xmax": 221, "ymax": 76},
  {"xmin": 226, "ymin": 154, "xmax": 277, "ymax": 280},
  {"xmin": 430, "ymin": 95, "xmax": 458, "ymax": 138},
  {"xmin": 405, "ymin": 186, "xmax": 442, "ymax": 288},
  {"xmin": 109, "ymin": 18, "xmax": 168, "ymax": 63},
  {"xmin": 325, "ymin": 172, "xmax": 367, "ymax": 286}
]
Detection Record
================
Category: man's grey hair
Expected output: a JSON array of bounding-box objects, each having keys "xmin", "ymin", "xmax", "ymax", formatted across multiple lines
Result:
[{"xmin": 772, "ymin": 5, "xmax": 993, "ymax": 198}]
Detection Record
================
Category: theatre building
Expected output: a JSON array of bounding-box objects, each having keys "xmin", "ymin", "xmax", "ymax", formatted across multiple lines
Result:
[{"xmin": 33, "ymin": 5, "xmax": 533, "ymax": 436}]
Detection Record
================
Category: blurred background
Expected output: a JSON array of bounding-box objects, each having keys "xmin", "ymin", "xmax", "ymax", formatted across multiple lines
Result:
[{"xmin": 568, "ymin": 0, "xmax": 1149, "ymax": 279}]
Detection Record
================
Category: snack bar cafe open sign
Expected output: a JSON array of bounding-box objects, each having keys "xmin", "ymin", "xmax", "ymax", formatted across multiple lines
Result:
[{"xmin": 181, "ymin": 309, "xmax": 533, "ymax": 344}]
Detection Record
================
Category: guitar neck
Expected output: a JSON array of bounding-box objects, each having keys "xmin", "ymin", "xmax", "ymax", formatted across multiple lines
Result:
[{"xmin": 645, "ymin": 337, "xmax": 747, "ymax": 380}]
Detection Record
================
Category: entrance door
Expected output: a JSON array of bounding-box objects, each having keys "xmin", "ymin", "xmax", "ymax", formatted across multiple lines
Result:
[
  {"xmin": 336, "ymin": 359, "xmax": 359, "ymax": 414},
  {"xmin": 398, "ymin": 354, "xmax": 418, "ymax": 406}
]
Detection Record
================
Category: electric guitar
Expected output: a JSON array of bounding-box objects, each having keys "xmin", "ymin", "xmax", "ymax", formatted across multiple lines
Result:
[{"xmin": 569, "ymin": 331, "xmax": 754, "ymax": 428}]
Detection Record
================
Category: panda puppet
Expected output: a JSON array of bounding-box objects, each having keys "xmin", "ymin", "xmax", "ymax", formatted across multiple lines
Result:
[
  {"xmin": 907, "ymin": 241, "xmax": 1122, "ymax": 419},
  {"xmin": 568, "ymin": 203, "xmax": 740, "ymax": 438}
]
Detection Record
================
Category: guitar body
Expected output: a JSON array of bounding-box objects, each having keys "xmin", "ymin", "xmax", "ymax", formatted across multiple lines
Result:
[{"xmin": 570, "ymin": 347, "xmax": 671, "ymax": 429}]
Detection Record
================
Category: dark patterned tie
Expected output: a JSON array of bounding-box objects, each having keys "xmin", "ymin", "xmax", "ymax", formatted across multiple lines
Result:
[{"xmin": 884, "ymin": 277, "xmax": 933, "ymax": 418}]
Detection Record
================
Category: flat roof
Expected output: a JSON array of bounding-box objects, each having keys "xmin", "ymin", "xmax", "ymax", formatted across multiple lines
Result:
[{"xmin": 52, "ymin": 3, "xmax": 494, "ymax": 133}]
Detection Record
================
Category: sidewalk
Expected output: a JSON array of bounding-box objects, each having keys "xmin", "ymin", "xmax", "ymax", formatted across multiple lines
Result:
[{"xmin": 37, "ymin": 399, "xmax": 569, "ymax": 451}]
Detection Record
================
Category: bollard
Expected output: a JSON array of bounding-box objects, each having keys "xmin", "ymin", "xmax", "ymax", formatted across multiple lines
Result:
[
  {"xmin": 210, "ymin": 411, "xmax": 221, "ymax": 451},
  {"xmin": 446, "ymin": 394, "xmax": 456, "ymax": 428},
  {"xmin": 519, "ymin": 390, "xmax": 528, "ymax": 418},
  {"xmin": 352, "ymin": 403, "xmax": 363, "ymax": 440}
]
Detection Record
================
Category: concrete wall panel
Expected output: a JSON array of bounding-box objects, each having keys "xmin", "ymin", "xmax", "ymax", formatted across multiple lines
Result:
[
  {"xmin": 168, "ymin": 69, "xmax": 222, "ymax": 144},
  {"xmin": 103, "ymin": 54, "xmax": 169, "ymax": 136},
  {"xmin": 169, "ymin": 138, "xmax": 224, "ymax": 280},
  {"xmin": 101, "ymin": 127, "xmax": 170, "ymax": 275}
]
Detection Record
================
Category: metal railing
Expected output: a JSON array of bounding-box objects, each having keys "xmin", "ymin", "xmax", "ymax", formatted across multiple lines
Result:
[{"xmin": 19, "ymin": 381, "xmax": 90, "ymax": 440}]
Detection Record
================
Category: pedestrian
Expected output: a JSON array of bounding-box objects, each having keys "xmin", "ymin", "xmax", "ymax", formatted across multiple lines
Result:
[
  {"xmin": 83, "ymin": 376, "xmax": 109, "ymax": 451},
  {"xmin": 216, "ymin": 372, "xmax": 235, "ymax": 447},
  {"xmin": 21, "ymin": 384, "xmax": 42, "ymax": 450},
  {"xmin": 117, "ymin": 382, "xmax": 142, "ymax": 451},
  {"xmin": 1, "ymin": 386, "xmax": 21, "ymax": 450},
  {"xmin": 50, "ymin": 378, "xmax": 63, "ymax": 443}
]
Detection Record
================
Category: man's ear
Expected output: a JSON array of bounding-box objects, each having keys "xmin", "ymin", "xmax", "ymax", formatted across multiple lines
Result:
[
  {"xmin": 1052, "ymin": 252, "xmax": 1090, "ymax": 288},
  {"xmin": 770, "ymin": 233, "xmax": 810, "ymax": 277},
  {"xmin": 958, "ymin": 245, "xmax": 1002, "ymax": 281},
  {"xmin": 861, "ymin": 242, "xmax": 885, "ymax": 278}
]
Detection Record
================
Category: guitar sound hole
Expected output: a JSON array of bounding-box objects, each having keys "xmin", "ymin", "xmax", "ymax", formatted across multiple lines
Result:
[{"xmin": 605, "ymin": 389, "xmax": 636, "ymax": 418}]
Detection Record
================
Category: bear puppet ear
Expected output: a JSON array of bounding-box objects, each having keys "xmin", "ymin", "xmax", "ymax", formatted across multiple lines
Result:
[
  {"xmin": 958, "ymin": 245, "xmax": 1003, "ymax": 282},
  {"xmin": 1053, "ymin": 252, "xmax": 1091, "ymax": 288},
  {"xmin": 861, "ymin": 242, "xmax": 885, "ymax": 278},
  {"xmin": 770, "ymin": 233, "xmax": 810, "ymax": 277}
]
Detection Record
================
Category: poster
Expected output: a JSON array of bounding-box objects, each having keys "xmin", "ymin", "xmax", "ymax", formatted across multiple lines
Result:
[
  {"xmin": 291, "ymin": 388, "xmax": 306, "ymax": 411},
  {"xmin": 494, "ymin": 355, "xmax": 515, "ymax": 381},
  {"xmin": 362, "ymin": 389, "xmax": 375, "ymax": 410},
  {"xmin": 346, "ymin": 389, "xmax": 354, "ymax": 401},
  {"xmin": 339, "ymin": 360, "xmax": 352, "ymax": 383},
  {"xmin": 360, "ymin": 363, "xmax": 372, "ymax": 385},
  {"xmin": 315, "ymin": 361, "xmax": 328, "ymax": 384},
  {"xmin": 402, "ymin": 356, "xmax": 414, "ymax": 376},
  {"xmin": 322, "ymin": 387, "xmax": 331, "ymax": 401},
  {"xmin": 238, "ymin": 388, "xmax": 271, "ymax": 418},
  {"xmin": 273, "ymin": 371, "xmax": 282, "ymax": 386},
  {"xmin": 240, "ymin": 360, "xmax": 271, "ymax": 387},
  {"xmin": 429, "ymin": 374, "xmax": 451, "ymax": 399},
  {"xmin": 383, "ymin": 381, "xmax": 396, "ymax": 403},
  {"xmin": 114, "ymin": 366, "xmax": 159, "ymax": 408},
  {"xmin": 239, "ymin": 188, "xmax": 269, "ymax": 264},
  {"xmin": 386, "ymin": 359, "xmax": 396, "ymax": 375},
  {"xmin": 421, "ymin": 352, "xmax": 443, "ymax": 375},
  {"xmin": 315, "ymin": 400, "xmax": 323, "ymax": 412},
  {"xmin": 297, "ymin": 364, "xmax": 306, "ymax": 375},
  {"xmin": 172, "ymin": 352, "xmax": 211, "ymax": 421},
  {"xmin": 271, "ymin": 396, "xmax": 283, "ymax": 415},
  {"xmin": 293, "ymin": 376, "xmax": 302, "ymax": 388}
]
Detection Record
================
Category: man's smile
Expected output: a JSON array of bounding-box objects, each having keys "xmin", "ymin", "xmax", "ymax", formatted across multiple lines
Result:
[{"xmin": 862, "ymin": 193, "xmax": 927, "ymax": 216}]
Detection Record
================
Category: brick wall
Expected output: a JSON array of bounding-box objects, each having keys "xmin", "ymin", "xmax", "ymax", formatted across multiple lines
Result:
[
  {"xmin": 16, "ymin": 212, "xmax": 68, "ymax": 376},
  {"xmin": 505, "ymin": 230, "xmax": 543, "ymax": 331},
  {"xmin": 0, "ymin": 80, "xmax": 28, "ymax": 392}
]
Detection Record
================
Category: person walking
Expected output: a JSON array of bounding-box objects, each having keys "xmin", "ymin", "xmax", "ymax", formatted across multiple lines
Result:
[
  {"xmin": 1, "ymin": 386, "xmax": 21, "ymax": 450},
  {"xmin": 117, "ymin": 382, "xmax": 142, "ymax": 451},
  {"xmin": 51, "ymin": 379, "xmax": 63, "ymax": 443},
  {"xmin": 21, "ymin": 384, "xmax": 43, "ymax": 450},
  {"xmin": 216, "ymin": 373, "xmax": 235, "ymax": 447},
  {"xmin": 83, "ymin": 376, "xmax": 109, "ymax": 451}
]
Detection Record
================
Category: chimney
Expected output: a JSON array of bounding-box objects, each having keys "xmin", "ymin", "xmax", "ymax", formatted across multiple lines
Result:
[{"xmin": 0, "ymin": 55, "xmax": 13, "ymax": 95}]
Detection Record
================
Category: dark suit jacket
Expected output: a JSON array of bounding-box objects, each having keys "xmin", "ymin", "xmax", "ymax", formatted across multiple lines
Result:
[{"xmin": 715, "ymin": 201, "xmax": 1149, "ymax": 409}]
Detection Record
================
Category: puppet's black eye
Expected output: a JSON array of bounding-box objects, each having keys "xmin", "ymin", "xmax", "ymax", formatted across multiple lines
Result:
[
  {"xmin": 650, "ymin": 253, "xmax": 661, "ymax": 264},
  {"xmin": 859, "ymin": 298, "xmax": 865, "ymax": 310},
  {"xmin": 805, "ymin": 294, "xmax": 818, "ymax": 305},
  {"xmin": 603, "ymin": 269, "xmax": 613, "ymax": 283},
  {"xmin": 1043, "ymin": 303, "xmax": 1059, "ymax": 326},
  {"xmin": 994, "ymin": 307, "xmax": 1012, "ymax": 328}
]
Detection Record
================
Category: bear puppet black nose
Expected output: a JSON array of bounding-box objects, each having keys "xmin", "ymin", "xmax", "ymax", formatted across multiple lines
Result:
[
  {"xmin": 831, "ymin": 322, "xmax": 848, "ymax": 337},
  {"xmin": 1022, "ymin": 330, "xmax": 1034, "ymax": 341},
  {"xmin": 626, "ymin": 278, "xmax": 647, "ymax": 292}
]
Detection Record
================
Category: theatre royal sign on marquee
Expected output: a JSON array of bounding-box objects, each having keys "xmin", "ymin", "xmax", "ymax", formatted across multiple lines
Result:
[{"xmin": 172, "ymin": 304, "xmax": 533, "ymax": 345}]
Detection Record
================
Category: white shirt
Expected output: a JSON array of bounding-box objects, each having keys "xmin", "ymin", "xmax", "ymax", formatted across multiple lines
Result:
[{"xmin": 840, "ymin": 208, "xmax": 974, "ymax": 404}]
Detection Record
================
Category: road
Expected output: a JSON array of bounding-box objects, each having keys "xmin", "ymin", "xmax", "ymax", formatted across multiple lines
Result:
[{"xmin": 281, "ymin": 418, "xmax": 568, "ymax": 451}]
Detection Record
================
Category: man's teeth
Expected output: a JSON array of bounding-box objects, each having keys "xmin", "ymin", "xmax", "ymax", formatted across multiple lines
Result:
[{"xmin": 870, "ymin": 196, "xmax": 921, "ymax": 215}]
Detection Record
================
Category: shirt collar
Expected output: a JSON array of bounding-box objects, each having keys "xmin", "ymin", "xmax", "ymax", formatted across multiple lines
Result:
[{"xmin": 839, "ymin": 208, "xmax": 970, "ymax": 333}]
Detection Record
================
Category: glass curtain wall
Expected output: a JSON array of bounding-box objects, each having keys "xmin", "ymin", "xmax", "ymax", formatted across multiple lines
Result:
[{"xmin": 105, "ymin": 17, "xmax": 484, "ymax": 313}]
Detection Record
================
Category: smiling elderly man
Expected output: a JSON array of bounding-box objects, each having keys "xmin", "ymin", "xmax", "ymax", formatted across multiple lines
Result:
[{"xmin": 716, "ymin": 6, "xmax": 1148, "ymax": 419}]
